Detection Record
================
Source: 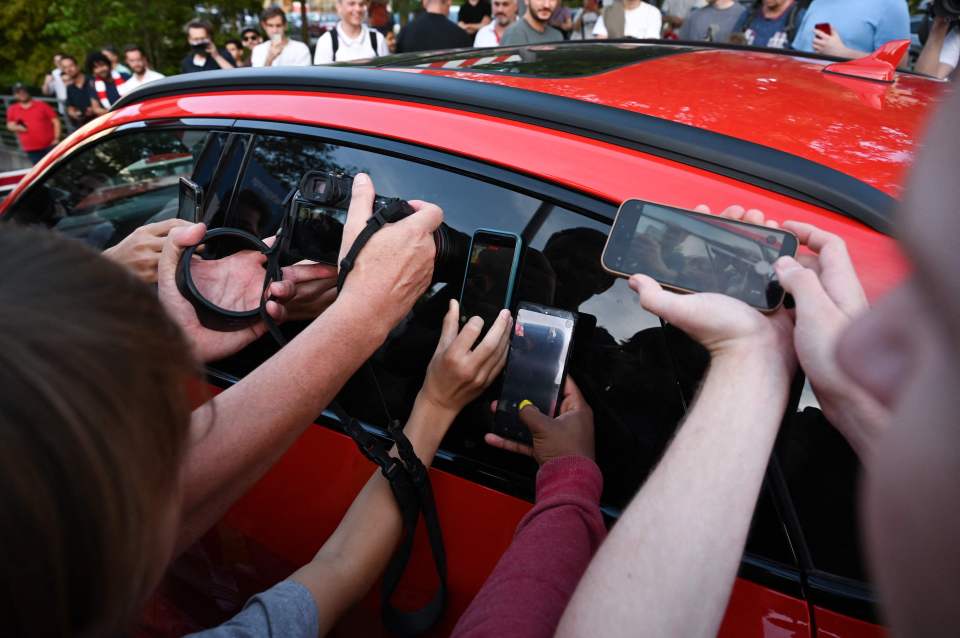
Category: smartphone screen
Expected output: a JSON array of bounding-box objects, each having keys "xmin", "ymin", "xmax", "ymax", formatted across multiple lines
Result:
[
  {"xmin": 815, "ymin": 22, "xmax": 832, "ymax": 35},
  {"xmin": 494, "ymin": 303, "xmax": 577, "ymax": 444},
  {"xmin": 601, "ymin": 199, "xmax": 798, "ymax": 311},
  {"xmin": 459, "ymin": 230, "xmax": 522, "ymax": 334},
  {"xmin": 287, "ymin": 199, "xmax": 345, "ymax": 265},
  {"xmin": 178, "ymin": 177, "xmax": 202, "ymax": 223}
]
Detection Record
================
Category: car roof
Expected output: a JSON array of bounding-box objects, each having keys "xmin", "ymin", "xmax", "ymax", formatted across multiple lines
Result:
[{"xmin": 366, "ymin": 41, "xmax": 945, "ymax": 200}]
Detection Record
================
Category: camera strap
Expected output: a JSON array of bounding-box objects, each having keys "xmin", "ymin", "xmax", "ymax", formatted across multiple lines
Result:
[{"xmin": 336, "ymin": 199, "xmax": 414, "ymax": 291}]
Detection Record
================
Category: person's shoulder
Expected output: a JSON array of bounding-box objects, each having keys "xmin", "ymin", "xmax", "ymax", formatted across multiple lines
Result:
[
  {"xmin": 501, "ymin": 20, "xmax": 525, "ymax": 43},
  {"xmin": 289, "ymin": 39, "xmax": 311, "ymax": 53}
]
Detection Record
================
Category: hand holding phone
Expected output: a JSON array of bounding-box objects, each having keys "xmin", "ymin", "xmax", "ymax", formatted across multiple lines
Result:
[
  {"xmin": 601, "ymin": 199, "xmax": 798, "ymax": 312},
  {"xmin": 815, "ymin": 22, "xmax": 832, "ymax": 36},
  {"xmin": 177, "ymin": 177, "xmax": 203, "ymax": 223}
]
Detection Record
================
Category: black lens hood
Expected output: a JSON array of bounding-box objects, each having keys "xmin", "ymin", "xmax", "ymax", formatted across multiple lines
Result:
[{"xmin": 175, "ymin": 227, "xmax": 278, "ymax": 332}]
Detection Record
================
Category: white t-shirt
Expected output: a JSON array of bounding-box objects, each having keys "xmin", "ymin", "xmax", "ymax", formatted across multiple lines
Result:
[
  {"xmin": 251, "ymin": 39, "xmax": 312, "ymax": 67},
  {"xmin": 474, "ymin": 20, "xmax": 511, "ymax": 47},
  {"xmin": 593, "ymin": 2, "xmax": 662, "ymax": 39},
  {"xmin": 314, "ymin": 23, "xmax": 390, "ymax": 64},
  {"xmin": 940, "ymin": 28, "xmax": 960, "ymax": 71},
  {"xmin": 118, "ymin": 69, "xmax": 166, "ymax": 96}
]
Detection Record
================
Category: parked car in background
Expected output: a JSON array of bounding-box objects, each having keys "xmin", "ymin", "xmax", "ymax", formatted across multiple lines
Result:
[{"xmin": 0, "ymin": 40, "xmax": 944, "ymax": 637}]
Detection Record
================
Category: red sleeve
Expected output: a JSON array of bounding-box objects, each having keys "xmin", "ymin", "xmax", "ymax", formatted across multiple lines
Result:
[
  {"xmin": 6, "ymin": 104, "xmax": 18, "ymax": 123},
  {"xmin": 451, "ymin": 455, "xmax": 606, "ymax": 638}
]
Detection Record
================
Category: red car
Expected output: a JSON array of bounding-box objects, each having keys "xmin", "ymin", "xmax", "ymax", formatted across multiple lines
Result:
[{"xmin": 1, "ymin": 40, "xmax": 943, "ymax": 637}]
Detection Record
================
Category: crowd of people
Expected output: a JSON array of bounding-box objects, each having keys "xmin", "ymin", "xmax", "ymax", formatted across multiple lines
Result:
[{"xmin": 9, "ymin": 0, "xmax": 958, "ymax": 165}]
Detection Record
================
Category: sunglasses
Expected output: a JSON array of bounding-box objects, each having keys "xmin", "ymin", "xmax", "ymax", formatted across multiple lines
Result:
[{"xmin": 243, "ymin": 35, "xmax": 261, "ymax": 41}]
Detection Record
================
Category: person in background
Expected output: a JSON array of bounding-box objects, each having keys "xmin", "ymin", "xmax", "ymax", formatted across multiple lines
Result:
[
  {"xmin": 396, "ymin": 0, "xmax": 473, "ymax": 52},
  {"xmin": 42, "ymin": 53, "xmax": 69, "ymax": 123},
  {"xmin": 501, "ymin": 0, "xmax": 563, "ymax": 44},
  {"xmin": 593, "ymin": 0, "xmax": 662, "ymax": 39},
  {"xmin": 660, "ymin": 0, "xmax": 706, "ymax": 37},
  {"xmin": 915, "ymin": 15, "xmax": 958, "ymax": 79},
  {"xmin": 180, "ymin": 19, "xmax": 236, "ymax": 73},
  {"xmin": 571, "ymin": 0, "xmax": 601, "ymax": 40},
  {"xmin": 85, "ymin": 51, "xmax": 129, "ymax": 115},
  {"xmin": 6, "ymin": 83, "xmax": 61, "ymax": 164},
  {"xmin": 382, "ymin": 27, "xmax": 398, "ymax": 54},
  {"xmin": 241, "ymin": 27, "xmax": 264, "ymax": 61},
  {"xmin": 224, "ymin": 39, "xmax": 247, "ymax": 67},
  {"xmin": 118, "ymin": 45, "xmax": 165, "ymax": 96},
  {"xmin": 61, "ymin": 55, "xmax": 94, "ymax": 129},
  {"xmin": 791, "ymin": 0, "xmax": 910, "ymax": 61},
  {"xmin": 459, "ymin": 0, "xmax": 493, "ymax": 40},
  {"xmin": 315, "ymin": 0, "xmax": 389, "ymax": 64},
  {"xmin": 474, "ymin": 0, "xmax": 519, "ymax": 46},
  {"xmin": 102, "ymin": 44, "xmax": 132, "ymax": 75},
  {"xmin": 732, "ymin": 0, "xmax": 803, "ymax": 48},
  {"xmin": 549, "ymin": 2, "xmax": 575, "ymax": 38},
  {"xmin": 369, "ymin": 0, "xmax": 395, "ymax": 32},
  {"xmin": 251, "ymin": 7, "xmax": 312, "ymax": 67},
  {"xmin": 678, "ymin": 0, "xmax": 745, "ymax": 42}
]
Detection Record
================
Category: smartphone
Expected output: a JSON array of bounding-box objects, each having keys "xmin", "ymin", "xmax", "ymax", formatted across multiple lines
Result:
[
  {"xmin": 459, "ymin": 229, "xmax": 523, "ymax": 336},
  {"xmin": 494, "ymin": 303, "xmax": 577, "ymax": 444},
  {"xmin": 601, "ymin": 199, "xmax": 799, "ymax": 312},
  {"xmin": 177, "ymin": 177, "xmax": 203, "ymax": 223},
  {"xmin": 815, "ymin": 22, "xmax": 832, "ymax": 36}
]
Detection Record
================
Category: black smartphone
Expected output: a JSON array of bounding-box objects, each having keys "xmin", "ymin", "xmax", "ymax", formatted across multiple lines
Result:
[
  {"xmin": 601, "ymin": 199, "xmax": 799, "ymax": 312},
  {"xmin": 494, "ymin": 302, "xmax": 577, "ymax": 445},
  {"xmin": 459, "ymin": 229, "xmax": 523, "ymax": 336},
  {"xmin": 177, "ymin": 177, "xmax": 203, "ymax": 223}
]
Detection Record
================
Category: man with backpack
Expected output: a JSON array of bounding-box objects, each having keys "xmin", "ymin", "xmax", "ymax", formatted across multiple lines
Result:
[
  {"xmin": 733, "ymin": 0, "xmax": 806, "ymax": 48},
  {"xmin": 314, "ymin": 0, "xmax": 389, "ymax": 64}
]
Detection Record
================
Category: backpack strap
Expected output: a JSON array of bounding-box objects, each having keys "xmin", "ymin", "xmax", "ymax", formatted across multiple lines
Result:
[
  {"xmin": 331, "ymin": 28, "xmax": 340, "ymax": 60},
  {"xmin": 370, "ymin": 29, "xmax": 380, "ymax": 56}
]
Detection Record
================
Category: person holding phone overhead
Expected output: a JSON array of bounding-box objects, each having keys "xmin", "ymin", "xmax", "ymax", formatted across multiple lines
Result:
[
  {"xmin": 250, "ymin": 7, "xmax": 312, "ymax": 67},
  {"xmin": 791, "ymin": 0, "xmax": 910, "ymax": 61}
]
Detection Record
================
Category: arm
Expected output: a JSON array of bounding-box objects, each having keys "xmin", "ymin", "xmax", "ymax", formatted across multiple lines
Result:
[
  {"xmin": 161, "ymin": 174, "xmax": 443, "ymax": 552},
  {"xmin": 916, "ymin": 18, "xmax": 954, "ymax": 77},
  {"xmin": 51, "ymin": 114, "xmax": 62, "ymax": 142},
  {"xmin": 291, "ymin": 300, "xmax": 512, "ymax": 635},
  {"xmin": 264, "ymin": 41, "xmax": 285, "ymax": 67},
  {"xmin": 208, "ymin": 43, "xmax": 236, "ymax": 69},
  {"xmin": 89, "ymin": 96, "xmax": 108, "ymax": 116},
  {"xmin": 5, "ymin": 119, "xmax": 25, "ymax": 133},
  {"xmin": 453, "ymin": 378, "xmax": 604, "ymax": 638},
  {"xmin": 460, "ymin": 15, "xmax": 491, "ymax": 34},
  {"xmin": 557, "ymin": 274, "xmax": 795, "ymax": 637}
]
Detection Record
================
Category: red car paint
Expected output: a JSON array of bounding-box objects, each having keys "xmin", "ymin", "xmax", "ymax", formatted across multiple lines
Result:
[{"xmin": 6, "ymin": 45, "xmax": 932, "ymax": 637}]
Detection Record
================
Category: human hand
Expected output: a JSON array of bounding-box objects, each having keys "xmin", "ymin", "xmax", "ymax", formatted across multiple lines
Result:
[
  {"xmin": 280, "ymin": 260, "xmax": 339, "ymax": 321},
  {"xmin": 774, "ymin": 221, "xmax": 890, "ymax": 460},
  {"xmin": 157, "ymin": 222, "xmax": 296, "ymax": 363},
  {"xmin": 485, "ymin": 377, "xmax": 595, "ymax": 465},
  {"xmin": 812, "ymin": 27, "xmax": 850, "ymax": 57},
  {"xmin": 336, "ymin": 173, "xmax": 441, "ymax": 331},
  {"xmin": 419, "ymin": 299, "xmax": 512, "ymax": 416},
  {"xmin": 205, "ymin": 41, "xmax": 220, "ymax": 58},
  {"xmin": 103, "ymin": 218, "xmax": 193, "ymax": 284}
]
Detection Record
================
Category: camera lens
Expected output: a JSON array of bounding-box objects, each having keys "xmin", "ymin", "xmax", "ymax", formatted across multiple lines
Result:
[{"xmin": 432, "ymin": 224, "xmax": 470, "ymax": 286}]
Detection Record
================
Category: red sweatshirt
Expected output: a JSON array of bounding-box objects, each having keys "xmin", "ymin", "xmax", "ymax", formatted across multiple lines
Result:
[{"xmin": 452, "ymin": 455, "xmax": 607, "ymax": 638}]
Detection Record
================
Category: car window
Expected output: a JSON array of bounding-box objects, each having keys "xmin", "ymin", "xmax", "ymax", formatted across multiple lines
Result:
[
  {"xmin": 6, "ymin": 129, "xmax": 210, "ymax": 249},
  {"xmin": 199, "ymin": 130, "xmax": 795, "ymax": 567}
]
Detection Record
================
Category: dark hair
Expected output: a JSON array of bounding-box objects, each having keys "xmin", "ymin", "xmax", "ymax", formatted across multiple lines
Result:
[
  {"xmin": 185, "ymin": 18, "xmax": 214, "ymax": 37},
  {"xmin": 0, "ymin": 227, "xmax": 195, "ymax": 637},
  {"xmin": 84, "ymin": 50, "xmax": 111, "ymax": 76},
  {"xmin": 261, "ymin": 5, "xmax": 288, "ymax": 23},
  {"xmin": 225, "ymin": 38, "xmax": 242, "ymax": 49},
  {"xmin": 60, "ymin": 54, "xmax": 77, "ymax": 65},
  {"xmin": 101, "ymin": 44, "xmax": 118, "ymax": 55},
  {"xmin": 241, "ymin": 27, "xmax": 262, "ymax": 39},
  {"xmin": 123, "ymin": 43, "xmax": 146, "ymax": 58}
]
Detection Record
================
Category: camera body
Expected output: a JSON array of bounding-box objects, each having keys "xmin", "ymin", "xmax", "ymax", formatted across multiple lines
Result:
[
  {"xmin": 933, "ymin": 0, "xmax": 960, "ymax": 19},
  {"xmin": 284, "ymin": 171, "xmax": 467, "ymax": 284}
]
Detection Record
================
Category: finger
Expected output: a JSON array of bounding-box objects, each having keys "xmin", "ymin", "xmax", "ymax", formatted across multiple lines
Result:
[
  {"xmin": 159, "ymin": 223, "xmax": 206, "ymax": 286},
  {"xmin": 281, "ymin": 262, "xmax": 339, "ymax": 284},
  {"xmin": 340, "ymin": 173, "xmax": 376, "ymax": 264},
  {"xmin": 797, "ymin": 253, "xmax": 822, "ymax": 274},
  {"xmin": 518, "ymin": 402, "xmax": 553, "ymax": 438},
  {"xmin": 148, "ymin": 218, "xmax": 192, "ymax": 236},
  {"xmin": 694, "ymin": 204, "xmax": 711, "ymax": 214},
  {"xmin": 401, "ymin": 200, "xmax": 444, "ymax": 234},
  {"xmin": 263, "ymin": 235, "xmax": 277, "ymax": 248},
  {"xmin": 764, "ymin": 219, "xmax": 781, "ymax": 229},
  {"xmin": 268, "ymin": 279, "xmax": 296, "ymax": 301},
  {"xmin": 558, "ymin": 376, "xmax": 586, "ymax": 414},
  {"xmin": 719, "ymin": 205, "xmax": 746, "ymax": 220},
  {"xmin": 628, "ymin": 274, "xmax": 692, "ymax": 324},
  {"xmin": 479, "ymin": 315, "xmax": 512, "ymax": 383},
  {"xmin": 471, "ymin": 308, "xmax": 512, "ymax": 359},
  {"xmin": 781, "ymin": 221, "xmax": 866, "ymax": 315},
  {"xmin": 774, "ymin": 256, "xmax": 845, "ymax": 323},
  {"xmin": 484, "ymin": 433, "xmax": 534, "ymax": 457},
  {"xmin": 265, "ymin": 299, "xmax": 287, "ymax": 323},
  {"xmin": 743, "ymin": 208, "xmax": 766, "ymax": 225},
  {"xmin": 437, "ymin": 299, "xmax": 460, "ymax": 351},
  {"xmin": 490, "ymin": 400, "xmax": 498, "ymax": 413},
  {"xmin": 450, "ymin": 315, "xmax": 485, "ymax": 356}
]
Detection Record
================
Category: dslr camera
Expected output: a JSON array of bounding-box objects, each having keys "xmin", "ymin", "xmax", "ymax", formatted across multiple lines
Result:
[
  {"xmin": 282, "ymin": 170, "xmax": 467, "ymax": 284},
  {"xmin": 933, "ymin": 0, "xmax": 960, "ymax": 19}
]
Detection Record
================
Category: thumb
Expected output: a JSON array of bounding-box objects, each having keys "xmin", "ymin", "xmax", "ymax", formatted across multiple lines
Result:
[
  {"xmin": 628, "ymin": 274, "xmax": 690, "ymax": 324},
  {"xmin": 518, "ymin": 401, "xmax": 552, "ymax": 437},
  {"xmin": 281, "ymin": 261, "xmax": 339, "ymax": 284},
  {"xmin": 775, "ymin": 256, "xmax": 839, "ymax": 321},
  {"xmin": 404, "ymin": 200, "xmax": 444, "ymax": 234},
  {"xmin": 340, "ymin": 173, "xmax": 375, "ymax": 264},
  {"xmin": 158, "ymin": 222, "xmax": 205, "ymax": 285}
]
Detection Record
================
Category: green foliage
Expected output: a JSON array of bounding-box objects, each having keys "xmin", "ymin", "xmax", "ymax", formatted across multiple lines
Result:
[{"xmin": 0, "ymin": 0, "xmax": 260, "ymax": 88}]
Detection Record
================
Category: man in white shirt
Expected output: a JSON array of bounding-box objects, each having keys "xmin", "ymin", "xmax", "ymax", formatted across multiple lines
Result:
[
  {"xmin": 118, "ymin": 46, "xmax": 165, "ymax": 97},
  {"xmin": 251, "ymin": 7, "xmax": 313, "ymax": 67},
  {"xmin": 475, "ymin": 0, "xmax": 519, "ymax": 47},
  {"xmin": 315, "ymin": 0, "xmax": 390, "ymax": 64},
  {"xmin": 593, "ymin": 0, "xmax": 662, "ymax": 39}
]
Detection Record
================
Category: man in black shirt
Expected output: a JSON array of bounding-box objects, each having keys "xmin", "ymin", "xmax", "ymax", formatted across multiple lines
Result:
[
  {"xmin": 61, "ymin": 55, "xmax": 94, "ymax": 129},
  {"xmin": 459, "ymin": 0, "xmax": 493, "ymax": 39},
  {"xmin": 397, "ymin": 0, "xmax": 473, "ymax": 53},
  {"xmin": 180, "ymin": 19, "xmax": 236, "ymax": 74}
]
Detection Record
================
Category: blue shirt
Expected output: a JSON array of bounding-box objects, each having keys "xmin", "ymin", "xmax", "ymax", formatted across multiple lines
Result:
[
  {"xmin": 740, "ymin": 5, "xmax": 797, "ymax": 48},
  {"xmin": 186, "ymin": 580, "xmax": 319, "ymax": 638},
  {"xmin": 792, "ymin": 0, "xmax": 910, "ymax": 54}
]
